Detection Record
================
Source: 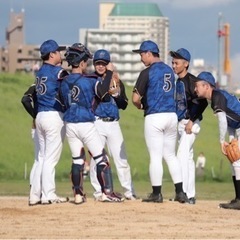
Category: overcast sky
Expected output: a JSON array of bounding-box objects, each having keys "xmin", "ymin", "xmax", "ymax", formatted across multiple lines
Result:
[{"xmin": 1, "ymin": 0, "xmax": 240, "ymax": 81}]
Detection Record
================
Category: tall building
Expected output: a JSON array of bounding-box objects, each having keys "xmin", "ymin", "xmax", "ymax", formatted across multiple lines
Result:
[
  {"xmin": 80, "ymin": 2, "xmax": 170, "ymax": 84},
  {"xmin": 0, "ymin": 9, "xmax": 40, "ymax": 73}
]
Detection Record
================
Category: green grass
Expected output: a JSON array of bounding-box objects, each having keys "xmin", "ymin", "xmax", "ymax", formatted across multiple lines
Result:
[{"xmin": 0, "ymin": 73, "xmax": 233, "ymax": 187}]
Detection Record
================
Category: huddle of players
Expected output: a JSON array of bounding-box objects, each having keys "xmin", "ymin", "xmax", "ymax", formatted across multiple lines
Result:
[
  {"xmin": 22, "ymin": 40, "xmax": 135, "ymax": 205},
  {"xmin": 22, "ymin": 39, "xmax": 240, "ymax": 210},
  {"xmin": 131, "ymin": 40, "xmax": 240, "ymax": 210}
]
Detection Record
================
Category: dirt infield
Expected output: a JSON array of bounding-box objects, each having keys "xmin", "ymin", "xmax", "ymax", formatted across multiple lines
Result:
[{"xmin": 0, "ymin": 196, "xmax": 239, "ymax": 239}]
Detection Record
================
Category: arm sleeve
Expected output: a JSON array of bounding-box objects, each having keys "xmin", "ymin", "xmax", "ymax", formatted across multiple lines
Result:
[
  {"xmin": 188, "ymin": 80, "xmax": 208, "ymax": 122},
  {"xmin": 189, "ymin": 98, "xmax": 208, "ymax": 122},
  {"xmin": 21, "ymin": 85, "xmax": 37, "ymax": 119},
  {"xmin": 21, "ymin": 95, "xmax": 36, "ymax": 119},
  {"xmin": 132, "ymin": 69, "xmax": 149, "ymax": 109},
  {"xmin": 216, "ymin": 111, "xmax": 228, "ymax": 143},
  {"xmin": 96, "ymin": 70, "xmax": 113, "ymax": 99}
]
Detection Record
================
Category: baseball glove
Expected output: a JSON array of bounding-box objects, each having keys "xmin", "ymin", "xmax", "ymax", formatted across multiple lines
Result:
[
  {"xmin": 109, "ymin": 71, "xmax": 120, "ymax": 97},
  {"xmin": 225, "ymin": 139, "xmax": 240, "ymax": 163}
]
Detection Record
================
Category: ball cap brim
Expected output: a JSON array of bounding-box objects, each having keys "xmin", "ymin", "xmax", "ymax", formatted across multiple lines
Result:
[
  {"xmin": 195, "ymin": 71, "xmax": 216, "ymax": 87},
  {"xmin": 132, "ymin": 40, "xmax": 159, "ymax": 54},
  {"xmin": 169, "ymin": 48, "xmax": 191, "ymax": 62},
  {"xmin": 40, "ymin": 39, "xmax": 66, "ymax": 57}
]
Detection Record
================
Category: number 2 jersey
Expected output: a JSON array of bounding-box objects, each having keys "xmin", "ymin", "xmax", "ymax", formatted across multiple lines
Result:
[{"xmin": 133, "ymin": 61, "xmax": 176, "ymax": 116}]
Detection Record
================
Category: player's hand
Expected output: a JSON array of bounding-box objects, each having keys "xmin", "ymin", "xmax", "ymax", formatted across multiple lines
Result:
[
  {"xmin": 221, "ymin": 141, "xmax": 229, "ymax": 155},
  {"xmin": 185, "ymin": 120, "xmax": 193, "ymax": 134},
  {"xmin": 106, "ymin": 62, "xmax": 114, "ymax": 72}
]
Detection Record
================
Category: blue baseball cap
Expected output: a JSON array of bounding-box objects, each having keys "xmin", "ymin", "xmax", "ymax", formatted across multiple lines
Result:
[
  {"xmin": 93, "ymin": 49, "xmax": 111, "ymax": 64},
  {"xmin": 132, "ymin": 40, "xmax": 159, "ymax": 54},
  {"xmin": 40, "ymin": 39, "xmax": 65, "ymax": 57},
  {"xmin": 169, "ymin": 48, "xmax": 191, "ymax": 62},
  {"xmin": 196, "ymin": 71, "xmax": 216, "ymax": 87}
]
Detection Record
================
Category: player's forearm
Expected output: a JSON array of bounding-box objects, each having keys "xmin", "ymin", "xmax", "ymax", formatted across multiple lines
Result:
[
  {"xmin": 132, "ymin": 94, "xmax": 142, "ymax": 109},
  {"xmin": 216, "ymin": 111, "xmax": 228, "ymax": 143},
  {"xmin": 132, "ymin": 89, "xmax": 143, "ymax": 109}
]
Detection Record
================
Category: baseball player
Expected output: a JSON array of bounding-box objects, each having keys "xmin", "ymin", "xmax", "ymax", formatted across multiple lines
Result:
[
  {"xmin": 194, "ymin": 72, "xmax": 240, "ymax": 210},
  {"xmin": 29, "ymin": 39, "xmax": 69, "ymax": 206},
  {"xmin": 21, "ymin": 84, "xmax": 40, "ymax": 190},
  {"xmin": 59, "ymin": 43, "xmax": 124, "ymax": 204},
  {"xmin": 89, "ymin": 49, "xmax": 136, "ymax": 201},
  {"xmin": 132, "ymin": 40, "xmax": 188, "ymax": 203},
  {"xmin": 170, "ymin": 48, "xmax": 208, "ymax": 204}
]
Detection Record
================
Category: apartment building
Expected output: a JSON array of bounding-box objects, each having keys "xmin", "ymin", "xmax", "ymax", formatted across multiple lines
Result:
[
  {"xmin": 80, "ymin": 2, "xmax": 170, "ymax": 83},
  {"xmin": 0, "ymin": 9, "xmax": 40, "ymax": 73},
  {"xmin": 0, "ymin": 2, "xmax": 170, "ymax": 79}
]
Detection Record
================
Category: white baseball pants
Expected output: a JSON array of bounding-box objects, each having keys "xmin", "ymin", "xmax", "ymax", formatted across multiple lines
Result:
[
  {"xmin": 30, "ymin": 111, "xmax": 65, "ymax": 203},
  {"xmin": 90, "ymin": 120, "xmax": 134, "ymax": 199},
  {"xmin": 144, "ymin": 113, "xmax": 182, "ymax": 186},
  {"xmin": 177, "ymin": 119, "xmax": 200, "ymax": 199}
]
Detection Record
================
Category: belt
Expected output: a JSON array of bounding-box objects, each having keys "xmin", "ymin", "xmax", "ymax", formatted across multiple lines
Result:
[{"xmin": 96, "ymin": 117, "xmax": 118, "ymax": 122}]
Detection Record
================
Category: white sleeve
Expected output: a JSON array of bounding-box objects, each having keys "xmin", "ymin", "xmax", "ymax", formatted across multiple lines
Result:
[{"xmin": 216, "ymin": 111, "xmax": 228, "ymax": 143}]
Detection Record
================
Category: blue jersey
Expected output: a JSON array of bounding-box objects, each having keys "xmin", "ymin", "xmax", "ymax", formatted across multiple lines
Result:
[
  {"xmin": 212, "ymin": 89, "xmax": 240, "ymax": 129},
  {"xmin": 176, "ymin": 73, "xmax": 208, "ymax": 121},
  {"xmin": 94, "ymin": 97, "xmax": 119, "ymax": 120},
  {"xmin": 35, "ymin": 63, "xmax": 66, "ymax": 112},
  {"xmin": 60, "ymin": 73, "xmax": 99, "ymax": 123},
  {"xmin": 133, "ymin": 62, "xmax": 176, "ymax": 116},
  {"xmin": 92, "ymin": 71, "xmax": 128, "ymax": 120}
]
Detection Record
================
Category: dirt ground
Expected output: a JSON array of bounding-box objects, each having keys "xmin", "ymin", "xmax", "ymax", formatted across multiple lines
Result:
[{"xmin": 0, "ymin": 196, "xmax": 239, "ymax": 239}]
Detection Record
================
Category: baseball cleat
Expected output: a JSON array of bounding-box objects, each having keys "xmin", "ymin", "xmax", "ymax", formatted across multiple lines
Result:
[
  {"xmin": 219, "ymin": 199, "xmax": 240, "ymax": 210},
  {"xmin": 28, "ymin": 200, "xmax": 41, "ymax": 206},
  {"xmin": 94, "ymin": 194, "xmax": 103, "ymax": 202},
  {"xmin": 102, "ymin": 192, "xmax": 124, "ymax": 202},
  {"xmin": 188, "ymin": 197, "xmax": 196, "ymax": 204},
  {"xmin": 142, "ymin": 193, "xmax": 163, "ymax": 203},
  {"xmin": 174, "ymin": 192, "xmax": 189, "ymax": 203},
  {"xmin": 41, "ymin": 197, "xmax": 69, "ymax": 205},
  {"xmin": 74, "ymin": 194, "xmax": 85, "ymax": 204},
  {"xmin": 125, "ymin": 194, "xmax": 138, "ymax": 200}
]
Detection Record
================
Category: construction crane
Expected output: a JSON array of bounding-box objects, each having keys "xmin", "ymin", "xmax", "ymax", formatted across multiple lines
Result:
[
  {"xmin": 223, "ymin": 23, "xmax": 231, "ymax": 76},
  {"xmin": 217, "ymin": 12, "xmax": 232, "ymax": 89}
]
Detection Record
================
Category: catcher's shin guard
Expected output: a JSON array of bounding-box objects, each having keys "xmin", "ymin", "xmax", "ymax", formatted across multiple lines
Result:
[
  {"xmin": 71, "ymin": 163, "xmax": 85, "ymax": 196},
  {"xmin": 96, "ymin": 159, "xmax": 114, "ymax": 194}
]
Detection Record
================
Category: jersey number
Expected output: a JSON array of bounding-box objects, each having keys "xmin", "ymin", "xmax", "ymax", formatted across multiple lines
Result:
[
  {"xmin": 36, "ymin": 76, "xmax": 47, "ymax": 95},
  {"xmin": 163, "ymin": 74, "xmax": 172, "ymax": 92},
  {"xmin": 68, "ymin": 85, "xmax": 80, "ymax": 105}
]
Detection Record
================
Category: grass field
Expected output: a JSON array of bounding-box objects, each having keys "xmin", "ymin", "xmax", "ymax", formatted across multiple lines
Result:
[{"xmin": 0, "ymin": 72, "xmax": 234, "ymax": 197}]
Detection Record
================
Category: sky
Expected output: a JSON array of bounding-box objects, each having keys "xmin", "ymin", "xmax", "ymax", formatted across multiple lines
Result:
[{"xmin": 1, "ymin": 0, "xmax": 240, "ymax": 82}]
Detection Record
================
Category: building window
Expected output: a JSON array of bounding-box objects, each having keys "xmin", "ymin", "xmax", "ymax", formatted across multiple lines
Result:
[{"xmin": 18, "ymin": 49, "xmax": 22, "ymax": 53}]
